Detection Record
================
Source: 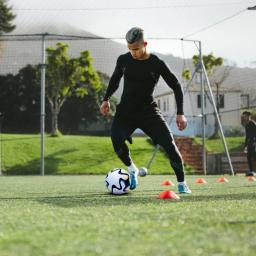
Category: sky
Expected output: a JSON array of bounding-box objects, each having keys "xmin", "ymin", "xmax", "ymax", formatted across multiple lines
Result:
[{"xmin": 8, "ymin": 0, "xmax": 256, "ymax": 68}]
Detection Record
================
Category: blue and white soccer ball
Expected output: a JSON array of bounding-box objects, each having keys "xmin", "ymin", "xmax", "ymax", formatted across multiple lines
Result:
[{"xmin": 105, "ymin": 168, "xmax": 130, "ymax": 195}]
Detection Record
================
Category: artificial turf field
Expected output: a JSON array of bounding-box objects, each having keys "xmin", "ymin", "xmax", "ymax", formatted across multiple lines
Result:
[{"xmin": 0, "ymin": 175, "xmax": 255, "ymax": 256}]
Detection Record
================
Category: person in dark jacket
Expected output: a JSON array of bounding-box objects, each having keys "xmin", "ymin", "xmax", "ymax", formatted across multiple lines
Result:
[
  {"xmin": 100, "ymin": 27, "xmax": 191, "ymax": 193},
  {"xmin": 242, "ymin": 111, "xmax": 256, "ymax": 176}
]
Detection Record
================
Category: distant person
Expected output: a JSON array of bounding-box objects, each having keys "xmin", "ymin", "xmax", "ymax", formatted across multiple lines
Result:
[
  {"xmin": 100, "ymin": 27, "xmax": 191, "ymax": 193},
  {"xmin": 242, "ymin": 111, "xmax": 256, "ymax": 176}
]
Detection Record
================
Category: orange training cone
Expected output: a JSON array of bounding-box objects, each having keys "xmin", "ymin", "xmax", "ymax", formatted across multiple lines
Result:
[
  {"xmin": 157, "ymin": 190, "xmax": 180, "ymax": 200},
  {"xmin": 195, "ymin": 178, "xmax": 207, "ymax": 184},
  {"xmin": 247, "ymin": 176, "xmax": 255, "ymax": 182},
  {"xmin": 161, "ymin": 180, "xmax": 175, "ymax": 186},
  {"xmin": 217, "ymin": 177, "xmax": 229, "ymax": 183}
]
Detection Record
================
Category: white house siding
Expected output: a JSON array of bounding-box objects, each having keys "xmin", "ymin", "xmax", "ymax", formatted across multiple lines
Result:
[{"xmin": 154, "ymin": 89, "xmax": 241, "ymax": 136}]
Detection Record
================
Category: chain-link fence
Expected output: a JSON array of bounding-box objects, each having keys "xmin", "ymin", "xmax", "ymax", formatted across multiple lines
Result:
[{"xmin": 0, "ymin": 33, "xmax": 255, "ymax": 175}]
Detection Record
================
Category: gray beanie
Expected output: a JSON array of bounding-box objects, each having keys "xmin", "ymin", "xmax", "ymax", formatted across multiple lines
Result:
[{"xmin": 125, "ymin": 27, "xmax": 144, "ymax": 43}]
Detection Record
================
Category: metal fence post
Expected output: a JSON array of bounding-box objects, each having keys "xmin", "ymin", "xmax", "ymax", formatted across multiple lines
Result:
[{"xmin": 40, "ymin": 33, "xmax": 47, "ymax": 176}]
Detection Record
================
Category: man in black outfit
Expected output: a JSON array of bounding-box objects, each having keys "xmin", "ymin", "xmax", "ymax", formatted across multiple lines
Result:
[
  {"xmin": 100, "ymin": 27, "xmax": 191, "ymax": 193},
  {"xmin": 242, "ymin": 111, "xmax": 256, "ymax": 176}
]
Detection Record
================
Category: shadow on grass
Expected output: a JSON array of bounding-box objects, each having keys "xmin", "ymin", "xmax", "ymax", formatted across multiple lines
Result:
[
  {"xmin": 78, "ymin": 155, "xmax": 118, "ymax": 170},
  {"xmin": 1, "ymin": 190, "xmax": 255, "ymax": 208},
  {"xmin": 5, "ymin": 149, "xmax": 79, "ymax": 175},
  {"xmin": 4, "ymin": 150, "xmax": 121, "ymax": 175},
  {"xmin": 2, "ymin": 136, "xmax": 40, "ymax": 142},
  {"xmin": 228, "ymin": 220, "xmax": 256, "ymax": 225},
  {"xmin": 229, "ymin": 144, "xmax": 244, "ymax": 152},
  {"xmin": 179, "ymin": 192, "xmax": 256, "ymax": 202},
  {"xmin": 35, "ymin": 191, "xmax": 255, "ymax": 208}
]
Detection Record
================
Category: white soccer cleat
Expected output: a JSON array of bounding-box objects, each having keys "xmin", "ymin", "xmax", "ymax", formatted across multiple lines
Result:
[{"xmin": 128, "ymin": 163, "xmax": 139, "ymax": 190}]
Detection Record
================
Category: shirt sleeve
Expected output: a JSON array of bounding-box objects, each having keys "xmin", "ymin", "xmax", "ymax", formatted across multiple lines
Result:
[
  {"xmin": 159, "ymin": 60, "xmax": 184, "ymax": 115},
  {"xmin": 245, "ymin": 121, "xmax": 256, "ymax": 146},
  {"xmin": 103, "ymin": 56, "xmax": 124, "ymax": 101},
  {"xmin": 245, "ymin": 125, "xmax": 249, "ymax": 146}
]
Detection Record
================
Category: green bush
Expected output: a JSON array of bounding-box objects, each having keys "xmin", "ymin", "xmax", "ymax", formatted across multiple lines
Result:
[{"xmin": 225, "ymin": 128, "xmax": 244, "ymax": 137}]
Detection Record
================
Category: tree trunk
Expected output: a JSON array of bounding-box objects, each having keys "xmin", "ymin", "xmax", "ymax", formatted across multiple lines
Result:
[
  {"xmin": 47, "ymin": 94, "xmax": 67, "ymax": 137},
  {"xmin": 51, "ymin": 108, "xmax": 59, "ymax": 136},
  {"xmin": 213, "ymin": 113, "xmax": 219, "ymax": 138},
  {"xmin": 212, "ymin": 83, "xmax": 220, "ymax": 138}
]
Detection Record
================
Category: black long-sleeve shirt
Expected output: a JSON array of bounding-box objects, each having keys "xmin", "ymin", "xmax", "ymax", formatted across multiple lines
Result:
[
  {"xmin": 245, "ymin": 120, "xmax": 256, "ymax": 146},
  {"xmin": 104, "ymin": 52, "xmax": 184, "ymax": 115}
]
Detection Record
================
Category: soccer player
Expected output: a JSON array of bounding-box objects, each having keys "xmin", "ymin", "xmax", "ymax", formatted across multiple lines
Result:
[
  {"xmin": 242, "ymin": 111, "xmax": 256, "ymax": 176},
  {"xmin": 100, "ymin": 27, "xmax": 191, "ymax": 193}
]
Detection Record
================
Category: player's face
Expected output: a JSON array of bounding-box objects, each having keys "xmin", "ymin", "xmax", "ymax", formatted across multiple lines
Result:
[
  {"xmin": 241, "ymin": 114, "xmax": 249, "ymax": 126},
  {"xmin": 127, "ymin": 40, "xmax": 147, "ymax": 60}
]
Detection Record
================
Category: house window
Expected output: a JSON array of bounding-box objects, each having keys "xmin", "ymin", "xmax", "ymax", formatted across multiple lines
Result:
[
  {"xmin": 167, "ymin": 97, "xmax": 169, "ymax": 111},
  {"xmin": 218, "ymin": 94, "xmax": 224, "ymax": 108},
  {"xmin": 197, "ymin": 94, "xmax": 206, "ymax": 108},
  {"xmin": 195, "ymin": 74, "xmax": 201, "ymax": 84},
  {"xmin": 163, "ymin": 101, "xmax": 166, "ymax": 112},
  {"xmin": 157, "ymin": 99, "xmax": 161, "ymax": 109},
  {"xmin": 197, "ymin": 95, "xmax": 200, "ymax": 108},
  {"xmin": 241, "ymin": 94, "xmax": 249, "ymax": 108}
]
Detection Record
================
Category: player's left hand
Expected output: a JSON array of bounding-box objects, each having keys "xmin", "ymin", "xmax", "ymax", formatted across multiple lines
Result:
[{"xmin": 176, "ymin": 115, "xmax": 187, "ymax": 131}]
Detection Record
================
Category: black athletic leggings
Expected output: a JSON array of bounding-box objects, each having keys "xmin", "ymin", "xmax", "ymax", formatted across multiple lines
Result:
[
  {"xmin": 247, "ymin": 143, "xmax": 255, "ymax": 172},
  {"xmin": 111, "ymin": 108, "xmax": 185, "ymax": 182}
]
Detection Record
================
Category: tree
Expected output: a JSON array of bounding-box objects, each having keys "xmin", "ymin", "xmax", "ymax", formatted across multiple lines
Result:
[
  {"xmin": 181, "ymin": 68, "xmax": 192, "ymax": 81},
  {"xmin": 209, "ymin": 66, "xmax": 232, "ymax": 138},
  {"xmin": 182, "ymin": 53, "xmax": 230, "ymax": 138},
  {"xmin": 0, "ymin": 65, "xmax": 114, "ymax": 134},
  {"xmin": 50, "ymin": 71, "xmax": 117, "ymax": 134},
  {"xmin": 182, "ymin": 53, "xmax": 224, "ymax": 82},
  {"xmin": 58, "ymin": 80, "xmax": 117, "ymax": 134},
  {"xmin": 251, "ymin": 110, "xmax": 256, "ymax": 121},
  {"xmin": 0, "ymin": 65, "xmax": 40, "ymax": 132},
  {"xmin": 0, "ymin": 0, "xmax": 16, "ymax": 35},
  {"xmin": 191, "ymin": 53, "xmax": 223, "ymax": 74},
  {"xmin": 46, "ymin": 42, "xmax": 102, "ymax": 136}
]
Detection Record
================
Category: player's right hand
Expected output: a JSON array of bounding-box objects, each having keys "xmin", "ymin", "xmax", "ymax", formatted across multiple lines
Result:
[
  {"xmin": 244, "ymin": 147, "xmax": 248, "ymax": 153},
  {"xmin": 100, "ymin": 101, "xmax": 110, "ymax": 116},
  {"xmin": 176, "ymin": 114, "xmax": 187, "ymax": 131}
]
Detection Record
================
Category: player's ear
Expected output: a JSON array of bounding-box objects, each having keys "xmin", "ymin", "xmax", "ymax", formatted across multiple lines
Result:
[{"xmin": 144, "ymin": 41, "xmax": 148, "ymax": 47}]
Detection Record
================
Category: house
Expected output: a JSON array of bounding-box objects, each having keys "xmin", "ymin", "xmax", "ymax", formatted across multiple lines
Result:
[
  {"xmin": 154, "ymin": 76, "xmax": 242, "ymax": 137},
  {"xmin": 212, "ymin": 66, "xmax": 256, "ymax": 108}
]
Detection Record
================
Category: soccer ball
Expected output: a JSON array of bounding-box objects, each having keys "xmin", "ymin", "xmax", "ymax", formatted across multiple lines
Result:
[{"xmin": 105, "ymin": 168, "xmax": 130, "ymax": 195}]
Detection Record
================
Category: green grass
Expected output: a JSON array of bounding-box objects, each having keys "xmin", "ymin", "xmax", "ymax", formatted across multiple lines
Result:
[
  {"xmin": 0, "ymin": 175, "xmax": 255, "ymax": 256},
  {"xmin": 1, "ymin": 134, "xmax": 193, "ymax": 175},
  {"xmin": 193, "ymin": 136, "xmax": 244, "ymax": 153}
]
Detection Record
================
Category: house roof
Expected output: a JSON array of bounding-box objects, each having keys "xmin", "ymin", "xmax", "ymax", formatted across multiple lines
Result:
[{"xmin": 154, "ymin": 65, "xmax": 255, "ymax": 98}]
